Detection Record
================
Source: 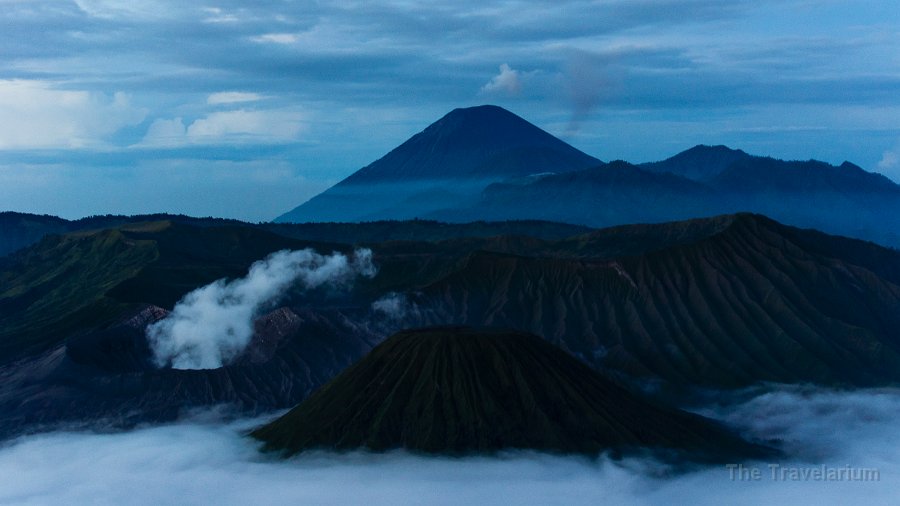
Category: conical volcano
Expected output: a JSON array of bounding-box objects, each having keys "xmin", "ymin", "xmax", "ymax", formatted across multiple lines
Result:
[
  {"xmin": 275, "ymin": 105, "xmax": 600, "ymax": 223},
  {"xmin": 342, "ymin": 105, "xmax": 600, "ymax": 183},
  {"xmin": 252, "ymin": 327, "xmax": 769, "ymax": 460}
]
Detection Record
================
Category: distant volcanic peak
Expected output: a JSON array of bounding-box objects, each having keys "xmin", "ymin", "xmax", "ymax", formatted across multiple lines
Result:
[
  {"xmin": 433, "ymin": 104, "xmax": 529, "ymax": 129},
  {"xmin": 684, "ymin": 144, "xmax": 747, "ymax": 156},
  {"xmin": 275, "ymin": 105, "xmax": 602, "ymax": 222},
  {"xmin": 640, "ymin": 144, "xmax": 753, "ymax": 182},
  {"xmin": 252, "ymin": 326, "xmax": 768, "ymax": 461},
  {"xmin": 340, "ymin": 105, "xmax": 600, "ymax": 184}
]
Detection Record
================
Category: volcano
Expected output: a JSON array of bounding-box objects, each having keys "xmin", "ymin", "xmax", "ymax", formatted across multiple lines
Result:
[
  {"xmin": 252, "ymin": 327, "xmax": 769, "ymax": 460},
  {"xmin": 275, "ymin": 105, "xmax": 600, "ymax": 223}
]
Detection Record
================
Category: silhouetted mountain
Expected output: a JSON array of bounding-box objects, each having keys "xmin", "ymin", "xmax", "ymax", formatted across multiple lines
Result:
[
  {"xmin": 431, "ymin": 161, "xmax": 714, "ymax": 226},
  {"xmin": 433, "ymin": 148, "xmax": 900, "ymax": 247},
  {"xmin": 252, "ymin": 326, "xmax": 770, "ymax": 461},
  {"xmin": 640, "ymin": 145, "xmax": 752, "ymax": 181},
  {"xmin": 272, "ymin": 102, "xmax": 900, "ymax": 246},
  {"xmin": 711, "ymin": 157, "xmax": 900, "ymax": 195},
  {"xmin": 345, "ymin": 105, "xmax": 601, "ymax": 182},
  {"xmin": 0, "ymin": 212, "xmax": 245, "ymax": 258},
  {"xmin": 259, "ymin": 219, "xmax": 592, "ymax": 244},
  {"xmin": 0, "ymin": 211, "xmax": 593, "ymax": 262},
  {"xmin": 275, "ymin": 105, "xmax": 601, "ymax": 223}
]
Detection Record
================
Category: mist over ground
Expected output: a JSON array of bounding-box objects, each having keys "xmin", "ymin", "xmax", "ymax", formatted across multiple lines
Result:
[{"xmin": 0, "ymin": 386, "xmax": 896, "ymax": 505}]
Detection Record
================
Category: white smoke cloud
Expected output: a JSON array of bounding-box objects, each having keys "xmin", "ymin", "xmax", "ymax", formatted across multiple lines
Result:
[
  {"xmin": 481, "ymin": 63, "xmax": 523, "ymax": 96},
  {"xmin": 0, "ymin": 387, "xmax": 898, "ymax": 505},
  {"xmin": 371, "ymin": 292, "xmax": 414, "ymax": 320},
  {"xmin": 147, "ymin": 248, "xmax": 376, "ymax": 370}
]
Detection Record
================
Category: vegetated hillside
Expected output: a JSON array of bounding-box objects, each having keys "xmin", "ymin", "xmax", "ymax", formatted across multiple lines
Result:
[
  {"xmin": 252, "ymin": 327, "xmax": 771, "ymax": 461},
  {"xmin": 2, "ymin": 213, "xmax": 900, "ymax": 438},
  {"xmin": 260, "ymin": 219, "xmax": 592, "ymax": 244},
  {"xmin": 0, "ymin": 212, "xmax": 246, "ymax": 258},
  {"xmin": 0, "ymin": 217, "xmax": 589, "ymax": 363},
  {"xmin": 0, "ymin": 221, "xmax": 344, "ymax": 362},
  {"xmin": 0, "ymin": 211, "xmax": 594, "ymax": 260},
  {"xmin": 275, "ymin": 105, "xmax": 601, "ymax": 223},
  {"xmin": 0, "ymin": 227, "xmax": 159, "ymax": 360},
  {"xmin": 411, "ymin": 214, "xmax": 900, "ymax": 389}
]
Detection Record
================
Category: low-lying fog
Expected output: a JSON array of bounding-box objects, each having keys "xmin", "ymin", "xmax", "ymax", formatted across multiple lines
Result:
[{"xmin": 1, "ymin": 386, "xmax": 896, "ymax": 505}]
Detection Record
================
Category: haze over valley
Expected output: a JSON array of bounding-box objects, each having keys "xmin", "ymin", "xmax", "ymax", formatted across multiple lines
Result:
[{"xmin": 2, "ymin": 1, "xmax": 900, "ymax": 505}]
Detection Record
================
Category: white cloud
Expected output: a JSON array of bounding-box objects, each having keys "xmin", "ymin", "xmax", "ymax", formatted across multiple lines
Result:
[
  {"xmin": 251, "ymin": 33, "xmax": 300, "ymax": 45},
  {"xmin": 201, "ymin": 7, "xmax": 240, "ymax": 24},
  {"xmin": 73, "ymin": 0, "xmax": 178, "ymax": 20},
  {"xmin": 0, "ymin": 80, "xmax": 146, "ymax": 149},
  {"xmin": 188, "ymin": 110, "xmax": 305, "ymax": 142},
  {"xmin": 0, "ymin": 388, "xmax": 899, "ymax": 505},
  {"xmin": 138, "ymin": 109, "xmax": 306, "ymax": 147},
  {"xmin": 481, "ymin": 63, "xmax": 523, "ymax": 96},
  {"xmin": 208, "ymin": 92, "xmax": 265, "ymax": 105},
  {"xmin": 142, "ymin": 117, "xmax": 187, "ymax": 144}
]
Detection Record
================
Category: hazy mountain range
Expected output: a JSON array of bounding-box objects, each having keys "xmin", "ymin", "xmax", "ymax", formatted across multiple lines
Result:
[{"xmin": 277, "ymin": 105, "xmax": 900, "ymax": 248}]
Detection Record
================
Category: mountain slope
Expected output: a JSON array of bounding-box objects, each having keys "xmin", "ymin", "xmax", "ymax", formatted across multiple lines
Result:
[
  {"xmin": 0, "ymin": 221, "xmax": 347, "ymax": 362},
  {"xmin": 4, "ymin": 214, "xmax": 900, "ymax": 438},
  {"xmin": 252, "ymin": 326, "xmax": 769, "ymax": 460},
  {"xmin": 409, "ymin": 214, "xmax": 900, "ymax": 389},
  {"xmin": 275, "ymin": 105, "xmax": 601, "ymax": 223}
]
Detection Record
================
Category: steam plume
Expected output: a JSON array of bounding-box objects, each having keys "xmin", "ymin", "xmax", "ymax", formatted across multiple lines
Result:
[
  {"xmin": 147, "ymin": 248, "xmax": 376, "ymax": 370},
  {"xmin": 371, "ymin": 292, "xmax": 414, "ymax": 320}
]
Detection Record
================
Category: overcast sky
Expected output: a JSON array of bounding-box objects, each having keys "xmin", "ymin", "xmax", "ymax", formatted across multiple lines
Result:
[{"xmin": 1, "ymin": 0, "xmax": 898, "ymax": 221}]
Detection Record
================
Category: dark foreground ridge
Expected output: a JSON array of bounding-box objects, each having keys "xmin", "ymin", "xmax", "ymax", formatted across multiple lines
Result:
[{"xmin": 252, "ymin": 327, "xmax": 771, "ymax": 461}]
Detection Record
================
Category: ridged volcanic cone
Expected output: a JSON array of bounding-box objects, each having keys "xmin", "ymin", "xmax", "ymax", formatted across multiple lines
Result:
[{"xmin": 252, "ymin": 326, "xmax": 771, "ymax": 460}]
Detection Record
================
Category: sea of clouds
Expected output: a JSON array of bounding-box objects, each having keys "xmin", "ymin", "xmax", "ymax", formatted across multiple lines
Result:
[{"xmin": 0, "ymin": 386, "xmax": 897, "ymax": 505}]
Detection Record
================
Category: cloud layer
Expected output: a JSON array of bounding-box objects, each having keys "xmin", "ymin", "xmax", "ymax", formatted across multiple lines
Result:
[
  {"xmin": 0, "ymin": 387, "xmax": 897, "ymax": 505},
  {"xmin": 0, "ymin": 1, "xmax": 898, "ymax": 219}
]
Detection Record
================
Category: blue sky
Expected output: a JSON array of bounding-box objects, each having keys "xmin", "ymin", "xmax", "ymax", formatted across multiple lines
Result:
[{"xmin": 0, "ymin": 0, "xmax": 898, "ymax": 221}]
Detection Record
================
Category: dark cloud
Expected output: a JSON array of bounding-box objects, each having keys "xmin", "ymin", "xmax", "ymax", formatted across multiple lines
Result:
[{"xmin": 0, "ymin": 0, "xmax": 897, "ymax": 218}]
